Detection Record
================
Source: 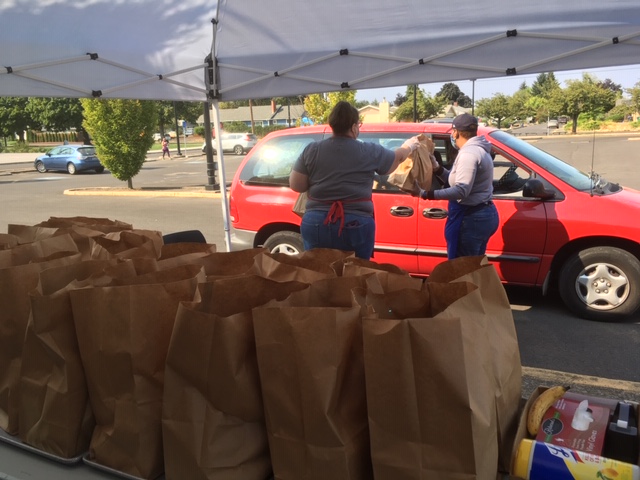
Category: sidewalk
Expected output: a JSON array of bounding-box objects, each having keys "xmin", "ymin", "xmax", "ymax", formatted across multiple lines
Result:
[{"xmin": 0, "ymin": 149, "xmax": 221, "ymax": 197}]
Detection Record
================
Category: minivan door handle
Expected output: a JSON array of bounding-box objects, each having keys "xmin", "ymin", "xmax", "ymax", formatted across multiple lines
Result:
[
  {"xmin": 423, "ymin": 208, "xmax": 448, "ymax": 219},
  {"xmin": 390, "ymin": 206, "xmax": 414, "ymax": 217}
]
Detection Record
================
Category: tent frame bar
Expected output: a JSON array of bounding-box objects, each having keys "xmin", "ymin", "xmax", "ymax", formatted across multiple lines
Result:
[
  {"xmin": 216, "ymin": 29, "xmax": 639, "ymax": 96},
  {"xmin": 2, "ymin": 53, "xmax": 207, "ymax": 98}
]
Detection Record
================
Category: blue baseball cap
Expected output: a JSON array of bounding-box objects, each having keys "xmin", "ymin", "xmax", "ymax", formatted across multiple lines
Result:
[{"xmin": 452, "ymin": 113, "xmax": 478, "ymax": 131}]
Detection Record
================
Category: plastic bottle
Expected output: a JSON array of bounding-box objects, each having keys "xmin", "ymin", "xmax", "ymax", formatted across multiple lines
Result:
[{"xmin": 513, "ymin": 439, "xmax": 640, "ymax": 480}]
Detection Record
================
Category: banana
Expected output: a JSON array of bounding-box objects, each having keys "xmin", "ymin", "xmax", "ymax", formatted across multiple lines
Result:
[{"xmin": 526, "ymin": 385, "xmax": 570, "ymax": 436}]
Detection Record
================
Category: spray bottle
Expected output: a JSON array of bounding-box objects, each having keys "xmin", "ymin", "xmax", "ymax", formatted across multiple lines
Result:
[{"xmin": 513, "ymin": 439, "xmax": 640, "ymax": 480}]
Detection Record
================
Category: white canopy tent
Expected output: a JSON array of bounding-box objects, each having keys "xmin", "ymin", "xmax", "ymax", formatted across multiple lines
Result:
[{"xmin": 2, "ymin": 0, "xmax": 640, "ymax": 249}]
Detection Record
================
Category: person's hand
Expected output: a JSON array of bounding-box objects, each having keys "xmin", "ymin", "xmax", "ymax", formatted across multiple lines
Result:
[
  {"xmin": 429, "ymin": 153, "xmax": 440, "ymax": 170},
  {"xmin": 402, "ymin": 179, "xmax": 422, "ymax": 198},
  {"xmin": 401, "ymin": 136, "xmax": 420, "ymax": 153}
]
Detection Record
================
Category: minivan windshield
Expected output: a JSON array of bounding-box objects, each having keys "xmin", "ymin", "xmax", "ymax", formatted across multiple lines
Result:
[{"xmin": 489, "ymin": 130, "xmax": 619, "ymax": 194}]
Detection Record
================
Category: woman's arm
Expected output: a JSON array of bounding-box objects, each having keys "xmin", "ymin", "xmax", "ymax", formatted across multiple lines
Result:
[
  {"xmin": 289, "ymin": 169, "xmax": 309, "ymax": 193},
  {"xmin": 385, "ymin": 146, "xmax": 414, "ymax": 174}
]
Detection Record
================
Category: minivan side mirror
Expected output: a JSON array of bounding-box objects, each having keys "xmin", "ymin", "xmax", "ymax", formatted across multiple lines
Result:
[{"xmin": 523, "ymin": 179, "xmax": 556, "ymax": 200}]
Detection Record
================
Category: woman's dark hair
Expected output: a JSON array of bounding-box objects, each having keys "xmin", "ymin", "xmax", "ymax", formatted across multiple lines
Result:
[{"xmin": 328, "ymin": 101, "xmax": 359, "ymax": 135}]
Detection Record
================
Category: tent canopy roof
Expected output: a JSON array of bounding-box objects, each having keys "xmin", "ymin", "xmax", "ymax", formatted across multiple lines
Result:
[{"xmin": 1, "ymin": 0, "xmax": 639, "ymax": 102}]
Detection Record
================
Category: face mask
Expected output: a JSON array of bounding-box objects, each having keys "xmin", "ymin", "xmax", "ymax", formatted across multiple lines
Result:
[{"xmin": 450, "ymin": 134, "xmax": 459, "ymax": 150}]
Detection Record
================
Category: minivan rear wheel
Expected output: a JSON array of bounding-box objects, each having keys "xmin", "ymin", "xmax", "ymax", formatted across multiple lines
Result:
[
  {"xmin": 233, "ymin": 145, "xmax": 244, "ymax": 155},
  {"xmin": 263, "ymin": 231, "xmax": 304, "ymax": 255}
]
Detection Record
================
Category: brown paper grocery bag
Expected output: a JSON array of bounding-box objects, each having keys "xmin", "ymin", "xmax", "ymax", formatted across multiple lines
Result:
[
  {"xmin": 7, "ymin": 224, "xmax": 59, "ymax": 244},
  {"xmin": 10, "ymin": 223, "xmax": 114, "ymax": 260},
  {"xmin": 162, "ymin": 275, "xmax": 306, "ymax": 480},
  {"xmin": 89, "ymin": 229, "xmax": 162, "ymax": 260},
  {"xmin": 248, "ymin": 249, "xmax": 346, "ymax": 283},
  {"xmin": 38, "ymin": 216, "xmax": 133, "ymax": 234},
  {"xmin": 387, "ymin": 135, "xmax": 434, "ymax": 191},
  {"xmin": 0, "ymin": 233, "xmax": 79, "ymax": 269},
  {"xmin": 71, "ymin": 264, "xmax": 205, "ymax": 479},
  {"xmin": 158, "ymin": 246, "xmax": 268, "ymax": 279},
  {"xmin": 362, "ymin": 281, "xmax": 499, "ymax": 480},
  {"xmin": 0, "ymin": 250, "xmax": 81, "ymax": 435},
  {"xmin": 253, "ymin": 292, "xmax": 371, "ymax": 480},
  {"xmin": 330, "ymin": 255, "xmax": 407, "ymax": 277},
  {"xmin": 0, "ymin": 233, "xmax": 19, "ymax": 250},
  {"xmin": 429, "ymin": 256, "xmax": 522, "ymax": 472},
  {"xmin": 19, "ymin": 260, "xmax": 117, "ymax": 458}
]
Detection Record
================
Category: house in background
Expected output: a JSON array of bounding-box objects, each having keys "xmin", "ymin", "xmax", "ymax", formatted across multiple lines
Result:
[
  {"xmin": 359, "ymin": 99, "xmax": 396, "ymax": 123},
  {"xmin": 198, "ymin": 101, "xmax": 307, "ymax": 129},
  {"xmin": 437, "ymin": 102, "xmax": 472, "ymax": 119}
]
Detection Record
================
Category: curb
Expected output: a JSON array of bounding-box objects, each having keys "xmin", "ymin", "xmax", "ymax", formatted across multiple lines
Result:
[{"xmin": 63, "ymin": 188, "xmax": 222, "ymax": 198}]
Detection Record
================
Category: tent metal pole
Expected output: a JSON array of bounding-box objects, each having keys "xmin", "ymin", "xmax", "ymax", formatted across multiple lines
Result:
[
  {"xmin": 211, "ymin": 100, "xmax": 232, "ymax": 252},
  {"xmin": 203, "ymin": 102, "xmax": 218, "ymax": 191}
]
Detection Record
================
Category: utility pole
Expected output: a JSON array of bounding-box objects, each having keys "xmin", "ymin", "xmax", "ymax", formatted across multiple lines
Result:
[{"xmin": 173, "ymin": 101, "xmax": 182, "ymax": 155}]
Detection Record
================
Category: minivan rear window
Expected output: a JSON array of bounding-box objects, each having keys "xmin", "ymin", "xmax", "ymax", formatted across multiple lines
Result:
[{"xmin": 239, "ymin": 133, "xmax": 323, "ymax": 186}]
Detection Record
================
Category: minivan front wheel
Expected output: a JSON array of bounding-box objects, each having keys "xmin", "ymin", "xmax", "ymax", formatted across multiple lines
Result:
[
  {"xmin": 263, "ymin": 231, "xmax": 304, "ymax": 255},
  {"xmin": 558, "ymin": 246, "xmax": 640, "ymax": 321}
]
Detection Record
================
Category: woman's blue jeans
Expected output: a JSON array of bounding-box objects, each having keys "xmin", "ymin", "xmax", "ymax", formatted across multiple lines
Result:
[
  {"xmin": 300, "ymin": 209, "xmax": 375, "ymax": 260},
  {"xmin": 456, "ymin": 203, "xmax": 499, "ymax": 257}
]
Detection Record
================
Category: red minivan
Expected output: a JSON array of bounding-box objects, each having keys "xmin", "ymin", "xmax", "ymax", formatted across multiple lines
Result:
[{"xmin": 228, "ymin": 123, "xmax": 640, "ymax": 321}]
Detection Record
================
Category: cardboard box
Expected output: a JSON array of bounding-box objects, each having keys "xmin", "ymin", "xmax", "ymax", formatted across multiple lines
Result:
[
  {"xmin": 535, "ymin": 396, "xmax": 610, "ymax": 455},
  {"xmin": 509, "ymin": 387, "xmax": 640, "ymax": 479}
]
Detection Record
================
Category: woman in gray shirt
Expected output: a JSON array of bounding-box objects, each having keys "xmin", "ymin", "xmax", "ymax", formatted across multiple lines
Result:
[{"xmin": 289, "ymin": 101, "xmax": 419, "ymax": 259}]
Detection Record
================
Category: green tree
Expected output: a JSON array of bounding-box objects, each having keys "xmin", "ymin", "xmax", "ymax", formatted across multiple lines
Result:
[
  {"xmin": 434, "ymin": 83, "xmax": 472, "ymax": 107},
  {"xmin": 156, "ymin": 101, "xmax": 203, "ymax": 134},
  {"xmin": 393, "ymin": 92, "xmax": 407, "ymax": 107},
  {"xmin": 303, "ymin": 91, "xmax": 357, "ymax": 124},
  {"xmin": 562, "ymin": 73, "xmax": 617, "ymax": 133},
  {"xmin": 508, "ymin": 87, "xmax": 533, "ymax": 123},
  {"xmin": 81, "ymin": 98, "xmax": 157, "ymax": 189},
  {"xmin": 25, "ymin": 97, "xmax": 91, "ymax": 143},
  {"xmin": 0, "ymin": 97, "xmax": 33, "ymax": 142},
  {"xmin": 393, "ymin": 87, "xmax": 444, "ymax": 122},
  {"xmin": 628, "ymin": 81, "xmax": 640, "ymax": 116},
  {"xmin": 476, "ymin": 94, "xmax": 510, "ymax": 128},
  {"xmin": 530, "ymin": 72, "xmax": 560, "ymax": 98},
  {"xmin": 599, "ymin": 78, "xmax": 622, "ymax": 96}
]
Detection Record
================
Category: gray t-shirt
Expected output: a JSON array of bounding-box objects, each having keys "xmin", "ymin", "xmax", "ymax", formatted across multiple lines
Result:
[{"xmin": 293, "ymin": 136, "xmax": 395, "ymax": 215}]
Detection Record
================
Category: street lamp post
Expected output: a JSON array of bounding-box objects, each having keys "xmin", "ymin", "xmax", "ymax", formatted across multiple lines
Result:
[{"xmin": 173, "ymin": 101, "xmax": 182, "ymax": 155}]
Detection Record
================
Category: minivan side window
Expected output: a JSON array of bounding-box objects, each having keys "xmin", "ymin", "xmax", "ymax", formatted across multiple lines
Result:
[
  {"xmin": 358, "ymin": 133, "xmax": 452, "ymax": 193},
  {"xmin": 239, "ymin": 134, "xmax": 323, "ymax": 186}
]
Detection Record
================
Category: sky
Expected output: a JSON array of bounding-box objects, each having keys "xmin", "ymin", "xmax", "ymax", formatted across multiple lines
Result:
[{"xmin": 355, "ymin": 64, "xmax": 640, "ymax": 104}]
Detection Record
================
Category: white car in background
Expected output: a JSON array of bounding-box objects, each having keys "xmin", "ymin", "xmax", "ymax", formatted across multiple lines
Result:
[{"xmin": 202, "ymin": 133, "xmax": 258, "ymax": 155}]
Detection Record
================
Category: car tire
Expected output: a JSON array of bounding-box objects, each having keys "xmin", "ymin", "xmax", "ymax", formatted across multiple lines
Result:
[
  {"xmin": 67, "ymin": 163, "xmax": 77, "ymax": 175},
  {"xmin": 95, "ymin": 166, "xmax": 105, "ymax": 173},
  {"xmin": 558, "ymin": 246, "xmax": 640, "ymax": 321},
  {"xmin": 263, "ymin": 231, "xmax": 304, "ymax": 255},
  {"xmin": 233, "ymin": 145, "xmax": 244, "ymax": 155},
  {"xmin": 35, "ymin": 160, "xmax": 47, "ymax": 173}
]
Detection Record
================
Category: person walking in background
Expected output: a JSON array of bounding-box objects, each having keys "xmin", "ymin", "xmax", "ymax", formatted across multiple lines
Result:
[
  {"xmin": 289, "ymin": 101, "xmax": 420, "ymax": 260},
  {"xmin": 161, "ymin": 136, "xmax": 171, "ymax": 159},
  {"xmin": 410, "ymin": 113, "xmax": 498, "ymax": 259}
]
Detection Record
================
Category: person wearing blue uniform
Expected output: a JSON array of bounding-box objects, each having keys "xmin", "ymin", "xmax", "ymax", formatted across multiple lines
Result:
[{"xmin": 412, "ymin": 113, "xmax": 499, "ymax": 259}]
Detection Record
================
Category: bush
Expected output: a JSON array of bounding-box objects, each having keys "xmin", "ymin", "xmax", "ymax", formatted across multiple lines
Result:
[{"xmin": 577, "ymin": 118, "xmax": 602, "ymax": 131}]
